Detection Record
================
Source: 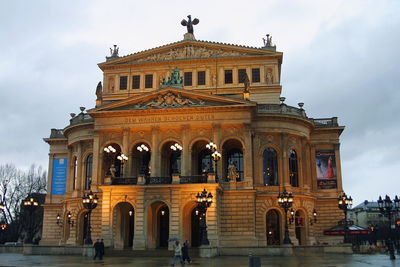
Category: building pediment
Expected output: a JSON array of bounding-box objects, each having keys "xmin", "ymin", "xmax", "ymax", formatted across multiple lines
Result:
[
  {"xmin": 90, "ymin": 88, "xmax": 254, "ymax": 113},
  {"xmin": 98, "ymin": 39, "xmax": 282, "ymax": 68}
]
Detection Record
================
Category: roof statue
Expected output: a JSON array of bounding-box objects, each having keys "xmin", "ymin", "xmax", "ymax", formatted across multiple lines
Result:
[
  {"xmin": 181, "ymin": 15, "xmax": 199, "ymax": 34},
  {"xmin": 262, "ymin": 34, "xmax": 276, "ymax": 51},
  {"xmin": 106, "ymin": 45, "xmax": 120, "ymax": 61},
  {"xmin": 161, "ymin": 67, "xmax": 184, "ymax": 89},
  {"xmin": 96, "ymin": 81, "xmax": 103, "ymax": 100},
  {"xmin": 181, "ymin": 15, "xmax": 199, "ymax": 40}
]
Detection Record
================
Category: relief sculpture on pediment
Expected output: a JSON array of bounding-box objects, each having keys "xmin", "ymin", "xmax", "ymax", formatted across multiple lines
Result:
[
  {"xmin": 136, "ymin": 46, "xmax": 247, "ymax": 62},
  {"xmin": 136, "ymin": 92, "xmax": 205, "ymax": 109}
]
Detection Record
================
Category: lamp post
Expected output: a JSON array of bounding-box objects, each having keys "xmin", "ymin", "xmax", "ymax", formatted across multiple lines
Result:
[
  {"xmin": 82, "ymin": 191, "xmax": 98, "ymax": 245},
  {"xmin": 23, "ymin": 197, "xmax": 39, "ymax": 244},
  {"xmin": 117, "ymin": 153, "xmax": 128, "ymax": 177},
  {"xmin": 56, "ymin": 211, "xmax": 74, "ymax": 227},
  {"xmin": 277, "ymin": 188, "xmax": 294, "ymax": 244},
  {"xmin": 206, "ymin": 141, "xmax": 221, "ymax": 181},
  {"xmin": 196, "ymin": 188, "xmax": 213, "ymax": 246},
  {"xmin": 377, "ymin": 195, "xmax": 400, "ymax": 260},
  {"xmin": 170, "ymin": 143, "xmax": 183, "ymax": 174},
  {"xmin": 338, "ymin": 192, "xmax": 352, "ymax": 243}
]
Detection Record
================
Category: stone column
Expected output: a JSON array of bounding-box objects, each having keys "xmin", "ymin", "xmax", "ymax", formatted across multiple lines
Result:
[
  {"xmin": 92, "ymin": 131, "xmax": 101, "ymax": 190},
  {"xmin": 281, "ymin": 133, "xmax": 290, "ymax": 187},
  {"xmin": 133, "ymin": 189, "xmax": 146, "ymax": 249},
  {"xmin": 122, "ymin": 128, "xmax": 130, "ymax": 177},
  {"xmin": 302, "ymin": 137, "xmax": 311, "ymax": 191},
  {"xmin": 150, "ymin": 126, "xmax": 160, "ymax": 177},
  {"xmin": 310, "ymin": 145, "xmax": 317, "ymax": 191},
  {"xmin": 101, "ymin": 189, "xmax": 113, "ymax": 247},
  {"xmin": 260, "ymin": 66, "xmax": 266, "ymax": 84},
  {"xmin": 168, "ymin": 189, "xmax": 181, "ymax": 250},
  {"xmin": 212, "ymin": 124, "xmax": 221, "ymax": 180},
  {"xmin": 181, "ymin": 124, "xmax": 190, "ymax": 176},
  {"xmin": 46, "ymin": 153, "xmax": 55, "ymax": 203},
  {"xmin": 66, "ymin": 147, "xmax": 73, "ymax": 193},
  {"xmin": 233, "ymin": 66, "xmax": 238, "ymax": 84},
  {"xmin": 243, "ymin": 123, "xmax": 253, "ymax": 186}
]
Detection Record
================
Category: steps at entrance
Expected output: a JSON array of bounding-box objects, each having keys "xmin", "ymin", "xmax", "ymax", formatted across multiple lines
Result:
[{"xmin": 104, "ymin": 248, "xmax": 201, "ymax": 257}]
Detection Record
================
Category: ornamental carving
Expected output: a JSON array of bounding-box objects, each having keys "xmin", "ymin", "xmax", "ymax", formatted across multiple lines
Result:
[
  {"xmin": 136, "ymin": 46, "xmax": 247, "ymax": 62},
  {"xmin": 136, "ymin": 92, "xmax": 205, "ymax": 109}
]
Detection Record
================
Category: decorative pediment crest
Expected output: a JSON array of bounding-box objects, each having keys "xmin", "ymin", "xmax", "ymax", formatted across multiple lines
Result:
[{"xmin": 136, "ymin": 45, "xmax": 247, "ymax": 63}]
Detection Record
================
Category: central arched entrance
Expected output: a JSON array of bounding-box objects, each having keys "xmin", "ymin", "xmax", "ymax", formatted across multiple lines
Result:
[
  {"xmin": 112, "ymin": 202, "xmax": 134, "ymax": 249},
  {"xmin": 266, "ymin": 209, "xmax": 281, "ymax": 245},
  {"xmin": 191, "ymin": 208, "xmax": 201, "ymax": 247},
  {"xmin": 147, "ymin": 201, "xmax": 169, "ymax": 248}
]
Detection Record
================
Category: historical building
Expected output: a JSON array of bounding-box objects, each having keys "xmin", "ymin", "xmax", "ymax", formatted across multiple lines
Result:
[{"xmin": 41, "ymin": 25, "xmax": 346, "ymax": 252}]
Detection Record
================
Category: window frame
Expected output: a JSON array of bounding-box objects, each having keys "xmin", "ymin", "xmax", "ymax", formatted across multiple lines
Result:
[
  {"xmin": 251, "ymin": 68, "xmax": 260, "ymax": 83},
  {"xmin": 224, "ymin": 69, "xmax": 233, "ymax": 84},
  {"xmin": 145, "ymin": 74, "xmax": 153, "ymax": 88},
  {"xmin": 132, "ymin": 75, "xmax": 140, "ymax": 89},
  {"xmin": 119, "ymin": 76, "xmax": 128, "ymax": 90}
]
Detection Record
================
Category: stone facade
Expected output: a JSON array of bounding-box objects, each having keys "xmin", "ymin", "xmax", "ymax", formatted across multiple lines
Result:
[{"xmin": 41, "ymin": 37, "xmax": 345, "ymax": 250}]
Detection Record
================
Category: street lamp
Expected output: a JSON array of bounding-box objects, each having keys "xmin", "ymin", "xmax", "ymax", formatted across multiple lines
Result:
[
  {"xmin": 338, "ymin": 192, "xmax": 352, "ymax": 243},
  {"xmin": 277, "ymin": 188, "xmax": 294, "ymax": 244},
  {"xmin": 206, "ymin": 141, "xmax": 221, "ymax": 181},
  {"xmin": 23, "ymin": 197, "xmax": 39, "ymax": 244},
  {"xmin": 196, "ymin": 189, "xmax": 213, "ymax": 246},
  {"xmin": 170, "ymin": 143, "xmax": 183, "ymax": 174},
  {"xmin": 310, "ymin": 209, "xmax": 318, "ymax": 225},
  {"xmin": 82, "ymin": 191, "xmax": 98, "ymax": 245},
  {"xmin": 377, "ymin": 195, "xmax": 400, "ymax": 260},
  {"xmin": 104, "ymin": 145, "xmax": 116, "ymax": 176},
  {"xmin": 117, "ymin": 153, "xmax": 128, "ymax": 177}
]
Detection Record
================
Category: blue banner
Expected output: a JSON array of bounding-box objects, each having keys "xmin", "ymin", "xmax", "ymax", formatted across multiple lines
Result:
[{"xmin": 51, "ymin": 158, "xmax": 68, "ymax": 195}]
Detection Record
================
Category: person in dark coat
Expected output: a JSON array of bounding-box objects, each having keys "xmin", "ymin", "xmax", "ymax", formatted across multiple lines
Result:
[
  {"xmin": 93, "ymin": 239, "xmax": 101, "ymax": 260},
  {"xmin": 181, "ymin": 240, "xmax": 192, "ymax": 264},
  {"xmin": 100, "ymin": 239, "xmax": 105, "ymax": 259}
]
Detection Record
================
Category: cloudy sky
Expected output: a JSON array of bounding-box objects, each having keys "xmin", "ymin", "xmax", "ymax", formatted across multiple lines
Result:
[{"xmin": 1, "ymin": 0, "xmax": 399, "ymax": 205}]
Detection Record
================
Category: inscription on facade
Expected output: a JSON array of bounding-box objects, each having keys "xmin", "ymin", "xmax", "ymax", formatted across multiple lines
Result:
[{"xmin": 124, "ymin": 114, "xmax": 215, "ymax": 124}]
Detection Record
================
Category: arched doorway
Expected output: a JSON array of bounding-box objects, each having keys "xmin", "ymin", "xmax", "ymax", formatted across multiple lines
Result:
[
  {"xmin": 76, "ymin": 211, "xmax": 88, "ymax": 245},
  {"xmin": 112, "ymin": 202, "xmax": 134, "ymax": 249},
  {"xmin": 222, "ymin": 139, "xmax": 244, "ymax": 181},
  {"xmin": 266, "ymin": 209, "xmax": 280, "ymax": 245},
  {"xmin": 161, "ymin": 141, "xmax": 182, "ymax": 176},
  {"xmin": 191, "ymin": 207, "xmax": 201, "ymax": 247},
  {"xmin": 147, "ymin": 201, "xmax": 169, "ymax": 248},
  {"xmin": 132, "ymin": 143, "xmax": 151, "ymax": 176},
  {"xmin": 295, "ymin": 210, "xmax": 306, "ymax": 245},
  {"xmin": 102, "ymin": 143, "xmax": 122, "ymax": 178},
  {"xmin": 191, "ymin": 140, "xmax": 212, "ymax": 175}
]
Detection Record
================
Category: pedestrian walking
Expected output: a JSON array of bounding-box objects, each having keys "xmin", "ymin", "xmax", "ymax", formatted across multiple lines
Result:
[
  {"xmin": 171, "ymin": 240, "xmax": 184, "ymax": 266},
  {"xmin": 181, "ymin": 240, "xmax": 192, "ymax": 264},
  {"xmin": 100, "ymin": 239, "xmax": 105, "ymax": 260},
  {"xmin": 93, "ymin": 239, "xmax": 101, "ymax": 260}
]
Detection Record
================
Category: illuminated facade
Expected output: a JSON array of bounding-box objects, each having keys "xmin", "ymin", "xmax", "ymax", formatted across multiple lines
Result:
[{"xmin": 41, "ymin": 33, "xmax": 345, "ymax": 251}]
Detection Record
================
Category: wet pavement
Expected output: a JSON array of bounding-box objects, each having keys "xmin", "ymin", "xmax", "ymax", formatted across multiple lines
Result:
[{"xmin": 0, "ymin": 253, "xmax": 398, "ymax": 267}]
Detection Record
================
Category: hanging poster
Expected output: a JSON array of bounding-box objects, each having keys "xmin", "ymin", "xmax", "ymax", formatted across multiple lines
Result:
[
  {"xmin": 316, "ymin": 150, "xmax": 337, "ymax": 189},
  {"xmin": 51, "ymin": 158, "xmax": 68, "ymax": 195}
]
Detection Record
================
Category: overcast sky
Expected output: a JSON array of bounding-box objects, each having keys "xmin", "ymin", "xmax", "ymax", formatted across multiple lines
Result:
[{"xmin": 1, "ymin": 0, "xmax": 399, "ymax": 205}]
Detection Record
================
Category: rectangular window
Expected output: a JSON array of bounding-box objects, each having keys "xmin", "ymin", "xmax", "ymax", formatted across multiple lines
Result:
[
  {"xmin": 224, "ymin": 69, "xmax": 232, "ymax": 84},
  {"xmin": 197, "ymin": 71, "xmax": 205, "ymax": 85},
  {"xmin": 132, "ymin": 75, "xmax": 140, "ymax": 89},
  {"xmin": 238, "ymin": 69, "xmax": 246, "ymax": 83},
  {"xmin": 119, "ymin": 76, "xmax": 127, "ymax": 90},
  {"xmin": 252, "ymin": 68, "xmax": 260, "ymax": 83},
  {"xmin": 145, "ymin": 74, "xmax": 153, "ymax": 88},
  {"xmin": 184, "ymin": 72, "xmax": 192, "ymax": 86}
]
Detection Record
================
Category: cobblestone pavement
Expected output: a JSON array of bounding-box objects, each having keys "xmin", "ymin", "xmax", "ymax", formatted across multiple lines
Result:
[{"xmin": 0, "ymin": 253, "xmax": 398, "ymax": 267}]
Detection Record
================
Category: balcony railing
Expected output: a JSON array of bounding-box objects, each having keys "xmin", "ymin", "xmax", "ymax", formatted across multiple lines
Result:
[
  {"xmin": 111, "ymin": 177, "xmax": 138, "ymax": 185},
  {"xmin": 312, "ymin": 117, "xmax": 338, "ymax": 127},
  {"xmin": 146, "ymin": 176, "xmax": 172, "ymax": 185},
  {"xmin": 180, "ymin": 175, "xmax": 207, "ymax": 184}
]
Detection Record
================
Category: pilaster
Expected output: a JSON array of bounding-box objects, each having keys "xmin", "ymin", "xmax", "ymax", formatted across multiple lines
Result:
[
  {"xmin": 243, "ymin": 123, "xmax": 253, "ymax": 185},
  {"xmin": 181, "ymin": 124, "xmax": 190, "ymax": 176},
  {"xmin": 92, "ymin": 131, "xmax": 100, "ymax": 189},
  {"xmin": 150, "ymin": 126, "xmax": 160, "ymax": 177},
  {"xmin": 334, "ymin": 144, "xmax": 343, "ymax": 191},
  {"xmin": 281, "ymin": 133, "xmax": 289, "ymax": 187}
]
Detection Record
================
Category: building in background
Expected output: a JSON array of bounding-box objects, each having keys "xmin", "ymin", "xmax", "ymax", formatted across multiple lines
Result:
[{"xmin": 41, "ymin": 24, "xmax": 346, "ymax": 252}]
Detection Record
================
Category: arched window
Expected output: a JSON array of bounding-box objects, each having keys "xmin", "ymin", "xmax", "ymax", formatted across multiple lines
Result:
[
  {"xmin": 73, "ymin": 157, "xmax": 77, "ymax": 190},
  {"xmin": 226, "ymin": 148, "xmax": 243, "ymax": 181},
  {"xmin": 198, "ymin": 149, "xmax": 211, "ymax": 175},
  {"xmin": 85, "ymin": 154, "xmax": 93, "ymax": 190},
  {"xmin": 289, "ymin": 149, "xmax": 298, "ymax": 187},
  {"xmin": 263, "ymin": 148, "xmax": 278, "ymax": 186}
]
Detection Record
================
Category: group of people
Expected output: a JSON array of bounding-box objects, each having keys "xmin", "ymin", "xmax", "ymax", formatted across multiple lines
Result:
[
  {"xmin": 172, "ymin": 240, "xmax": 191, "ymax": 266},
  {"xmin": 93, "ymin": 239, "xmax": 105, "ymax": 260}
]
